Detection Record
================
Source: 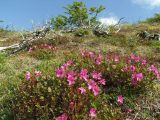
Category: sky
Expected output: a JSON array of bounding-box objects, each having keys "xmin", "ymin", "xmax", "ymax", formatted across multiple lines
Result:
[{"xmin": 0, "ymin": 0, "xmax": 160, "ymax": 30}]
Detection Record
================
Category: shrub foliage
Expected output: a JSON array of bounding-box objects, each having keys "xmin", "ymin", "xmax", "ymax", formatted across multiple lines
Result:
[{"xmin": 11, "ymin": 50, "xmax": 160, "ymax": 119}]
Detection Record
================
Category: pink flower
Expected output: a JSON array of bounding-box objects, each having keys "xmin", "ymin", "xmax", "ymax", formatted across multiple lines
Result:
[
  {"xmin": 65, "ymin": 60, "xmax": 74, "ymax": 67},
  {"xmin": 28, "ymin": 48, "xmax": 33, "ymax": 52},
  {"xmin": 35, "ymin": 70, "xmax": 42, "ymax": 78},
  {"xmin": 88, "ymin": 80, "xmax": 100, "ymax": 96},
  {"xmin": 134, "ymin": 56, "xmax": 141, "ymax": 62},
  {"xmin": 67, "ymin": 71, "xmax": 77, "ymax": 86},
  {"xmin": 80, "ymin": 69, "xmax": 88, "ymax": 81},
  {"xmin": 130, "ymin": 54, "xmax": 140, "ymax": 62},
  {"xmin": 130, "ymin": 53, "xmax": 135, "ymax": 60},
  {"xmin": 88, "ymin": 51, "xmax": 95, "ymax": 58},
  {"xmin": 148, "ymin": 65, "xmax": 160, "ymax": 79},
  {"xmin": 80, "ymin": 50, "xmax": 86, "ymax": 57},
  {"xmin": 130, "ymin": 65, "xmax": 136, "ymax": 72},
  {"xmin": 142, "ymin": 59, "xmax": 147, "ymax": 65},
  {"xmin": 127, "ymin": 108, "xmax": 132, "ymax": 114},
  {"xmin": 132, "ymin": 73, "xmax": 143, "ymax": 85},
  {"xmin": 148, "ymin": 65, "xmax": 157, "ymax": 72},
  {"xmin": 117, "ymin": 95, "xmax": 124, "ymax": 105},
  {"xmin": 95, "ymin": 54, "xmax": 103, "ymax": 65},
  {"xmin": 114, "ymin": 55, "xmax": 119, "ymax": 63},
  {"xmin": 132, "ymin": 73, "xmax": 144, "ymax": 81},
  {"xmin": 92, "ymin": 71, "xmax": 102, "ymax": 80},
  {"xmin": 99, "ymin": 79, "xmax": 106, "ymax": 85},
  {"xmin": 56, "ymin": 68, "xmax": 65, "ymax": 78},
  {"xmin": 78, "ymin": 87, "xmax": 86, "ymax": 94},
  {"xmin": 57, "ymin": 114, "xmax": 68, "ymax": 120},
  {"xmin": 26, "ymin": 71, "xmax": 31, "ymax": 80},
  {"xmin": 89, "ymin": 108, "xmax": 97, "ymax": 118}
]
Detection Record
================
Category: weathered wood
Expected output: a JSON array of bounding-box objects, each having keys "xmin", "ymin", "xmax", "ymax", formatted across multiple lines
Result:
[
  {"xmin": 137, "ymin": 31, "xmax": 160, "ymax": 41},
  {"xmin": 0, "ymin": 26, "xmax": 51, "ymax": 54}
]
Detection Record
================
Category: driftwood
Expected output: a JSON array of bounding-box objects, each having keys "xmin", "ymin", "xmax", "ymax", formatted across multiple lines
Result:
[
  {"xmin": 137, "ymin": 31, "xmax": 160, "ymax": 41},
  {"xmin": 0, "ymin": 26, "xmax": 51, "ymax": 54}
]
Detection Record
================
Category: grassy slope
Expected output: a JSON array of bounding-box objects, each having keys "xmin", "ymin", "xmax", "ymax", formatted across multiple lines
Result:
[{"xmin": 0, "ymin": 23, "xmax": 160, "ymax": 119}]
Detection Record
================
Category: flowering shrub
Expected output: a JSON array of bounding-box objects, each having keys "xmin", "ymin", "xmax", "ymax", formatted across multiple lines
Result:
[
  {"xmin": 28, "ymin": 44, "xmax": 57, "ymax": 60},
  {"xmin": 11, "ymin": 50, "xmax": 160, "ymax": 119}
]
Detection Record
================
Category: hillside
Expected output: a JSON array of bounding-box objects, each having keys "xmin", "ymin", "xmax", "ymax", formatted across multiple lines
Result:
[{"xmin": 0, "ymin": 22, "xmax": 160, "ymax": 120}]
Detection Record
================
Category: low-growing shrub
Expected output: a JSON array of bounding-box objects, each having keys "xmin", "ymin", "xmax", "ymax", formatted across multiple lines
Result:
[
  {"xmin": 11, "ymin": 50, "xmax": 160, "ymax": 119},
  {"xmin": 28, "ymin": 44, "xmax": 56, "ymax": 60},
  {"xmin": 74, "ymin": 29, "xmax": 90, "ymax": 37}
]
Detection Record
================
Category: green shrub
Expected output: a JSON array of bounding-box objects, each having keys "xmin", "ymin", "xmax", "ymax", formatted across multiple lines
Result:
[{"xmin": 74, "ymin": 29, "xmax": 90, "ymax": 37}]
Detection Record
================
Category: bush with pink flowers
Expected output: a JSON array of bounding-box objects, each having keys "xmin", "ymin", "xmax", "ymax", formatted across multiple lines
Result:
[
  {"xmin": 28, "ymin": 44, "xmax": 57, "ymax": 60},
  {"xmin": 11, "ymin": 50, "xmax": 160, "ymax": 119}
]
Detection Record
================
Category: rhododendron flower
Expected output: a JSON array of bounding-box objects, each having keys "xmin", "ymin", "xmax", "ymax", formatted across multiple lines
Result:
[
  {"xmin": 92, "ymin": 71, "xmax": 102, "ymax": 80},
  {"xmin": 28, "ymin": 48, "xmax": 33, "ymax": 52},
  {"xmin": 148, "ymin": 65, "xmax": 157, "ymax": 72},
  {"xmin": 80, "ymin": 50, "xmax": 86, "ymax": 57},
  {"xmin": 88, "ymin": 80, "xmax": 100, "ymax": 96},
  {"xmin": 80, "ymin": 69, "xmax": 88, "ymax": 81},
  {"xmin": 56, "ymin": 68, "xmax": 65, "ymax": 78},
  {"xmin": 78, "ymin": 87, "xmax": 86, "ymax": 94},
  {"xmin": 127, "ymin": 108, "xmax": 132, "ymax": 114},
  {"xmin": 132, "ymin": 73, "xmax": 144, "ymax": 82},
  {"xmin": 134, "ymin": 56, "xmax": 141, "ymax": 62},
  {"xmin": 65, "ymin": 60, "xmax": 74, "ymax": 67},
  {"xmin": 148, "ymin": 65, "xmax": 160, "ymax": 79},
  {"xmin": 149, "ymin": 65, "xmax": 160, "ymax": 75},
  {"xmin": 132, "ymin": 73, "xmax": 144, "ymax": 85},
  {"xmin": 99, "ymin": 79, "xmax": 106, "ymax": 85},
  {"xmin": 130, "ymin": 54, "xmax": 140, "ymax": 62},
  {"xmin": 62, "ymin": 60, "xmax": 73, "ymax": 70},
  {"xmin": 95, "ymin": 54, "xmax": 103, "ymax": 65},
  {"xmin": 57, "ymin": 114, "xmax": 68, "ymax": 120},
  {"xmin": 67, "ymin": 71, "xmax": 77, "ymax": 86},
  {"xmin": 142, "ymin": 59, "xmax": 147, "ymax": 65},
  {"xmin": 114, "ymin": 55, "xmax": 119, "ymax": 63},
  {"xmin": 121, "ymin": 65, "xmax": 128, "ymax": 72},
  {"xmin": 117, "ymin": 95, "xmax": 124, "ymax": 105},
  {"xmin": 35, "ymin": 71, "xmax": 42, "ymax": 78},
  {"xmin": 89, "ymin": 108, "xmax": 97, "ymax": 118},
  {"xmin": 130, "ymin": 65, "xmax": 136, "ymax": 72},
  {"xmin": 130, "ymin": 53, "xmax": 135, "ymax": 60},
  {"xmin": 26, "ymin": 71, "xmax": 31, "ymax": 80},
  {"xmin": 88, "ymin": 51, "xmax": 95, "ymax": 58}
]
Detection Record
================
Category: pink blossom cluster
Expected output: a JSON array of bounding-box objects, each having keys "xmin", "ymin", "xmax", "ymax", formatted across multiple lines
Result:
[
  {"xmin": 54, "ymin": 51, "xmax": 160, "ymax": 119},
  {"xmin": 117, "ymin": 95, "xmax": 124, "ymax": 105},
  {"xmin": 25, "ymin": 70, "xmax": 42, "ymax": 80},
  {"xmin": 125, "ymin": 53, "xmax": 147, "ymax": 65},
  {"xmin": 131, "ymin": 73, "xmax": 144, "ymax": 86},
  {"xmin": 28, "ymin": 44, "xmax": 56, "ymax": 52},
  {"xmin": 80, "ymin": 50, "xmax": 96, "ymax": 58},
  {"xmin": 148, "ymin": 65, "xmax": 160, "ymax": 80},
  {"xmin": 81, "ymin": 50, "xmax": 104, "ymax": 65},
  {"xmin": 56, "ymin": 61, "xmax": 106, "ymax": 96},
  {"xmin": 57, "ymin": 114, "xmax": 68, "ymax": 120},
  {"xmin": 55, "ymin": 59, "xmax": 107, "ymax": 119}
]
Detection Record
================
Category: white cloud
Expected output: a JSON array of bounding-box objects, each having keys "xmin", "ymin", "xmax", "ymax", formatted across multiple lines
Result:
[
  {"xmin": 132, "ymin": 0, "xmax": 160, "ymax": 8},
  {"xmin": 99, "ymin": 16, "xmax": 118, "ymax": 26}
]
